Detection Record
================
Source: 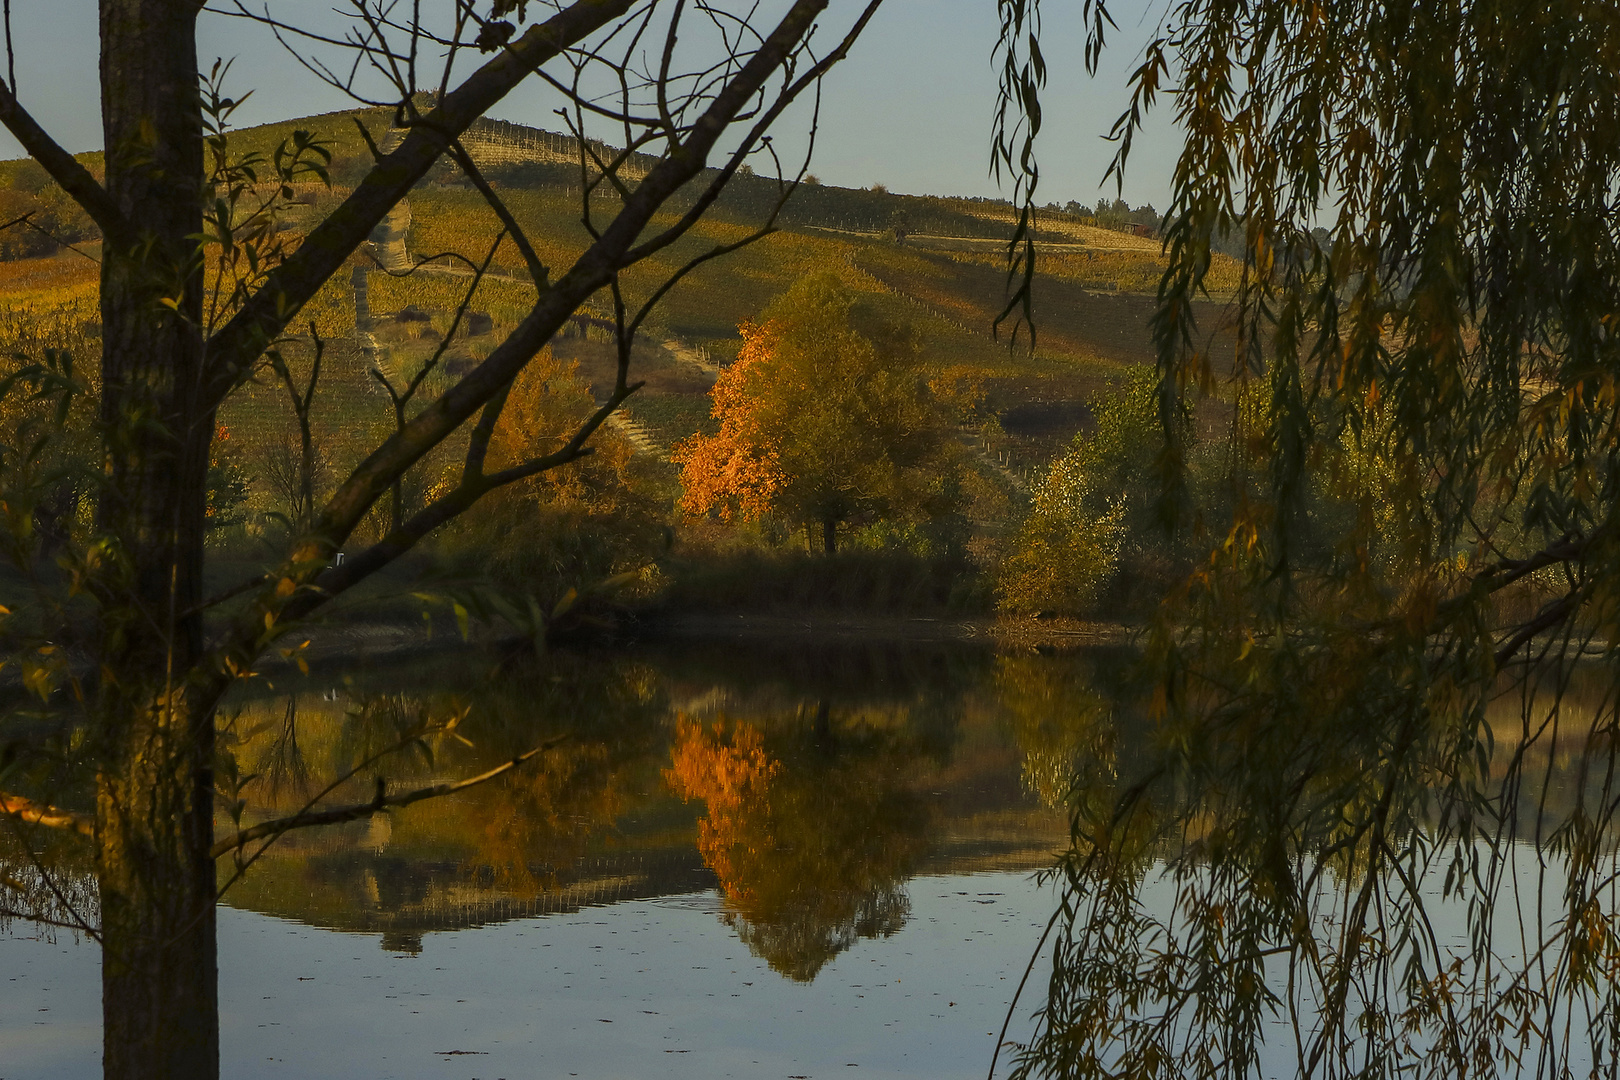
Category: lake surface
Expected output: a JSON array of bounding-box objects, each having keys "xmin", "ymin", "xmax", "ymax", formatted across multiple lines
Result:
[{"xmin": 1, "ymin": 636, "xmax": 1115, "ymax": 1078}]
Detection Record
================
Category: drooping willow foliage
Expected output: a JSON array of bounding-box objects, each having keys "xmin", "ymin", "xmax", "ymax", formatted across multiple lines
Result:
[{"xmin": 995, "ymin": 1, "xmax": 1620, "ymax": 1077}]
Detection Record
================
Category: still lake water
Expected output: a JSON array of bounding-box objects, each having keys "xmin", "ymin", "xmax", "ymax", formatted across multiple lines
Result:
[{"xmin": 1, "ymin": 635, "xmax": 1113, "ymax": 1078}]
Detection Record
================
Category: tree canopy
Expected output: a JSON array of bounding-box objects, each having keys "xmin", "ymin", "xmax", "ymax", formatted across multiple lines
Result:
[
  {"xmin": 994, "ymin": 0, "xmax": 1620, "ymax": 1075},
  {"xmin": 674, "ymin": 272, "xmax": 956, "ymax": 552}
]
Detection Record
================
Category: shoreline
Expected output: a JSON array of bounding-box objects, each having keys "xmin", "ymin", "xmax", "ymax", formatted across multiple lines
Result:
[{"xmin": 280, "ymin": 608, "xmax": 1142, "ymax": 668}]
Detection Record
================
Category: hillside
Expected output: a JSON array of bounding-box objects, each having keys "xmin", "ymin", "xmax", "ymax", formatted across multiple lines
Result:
[{"xmin": 0, "ymin": 111, "xmax": 1241, "ymax": 524}]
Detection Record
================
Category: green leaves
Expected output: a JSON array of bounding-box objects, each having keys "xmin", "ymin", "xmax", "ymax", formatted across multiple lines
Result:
[
  {"xmin": 196, "ymin": 65, "xmax": 335, "ymax": 334},
  {"xmin": 1002, "ymin": 1, "xmax": 1620, "ymax": 1075}
]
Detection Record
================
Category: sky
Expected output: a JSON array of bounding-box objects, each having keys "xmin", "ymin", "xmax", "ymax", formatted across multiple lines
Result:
[{"xmin": 0, "ymin": 0, "xmax": 1181, "ymax": 210}]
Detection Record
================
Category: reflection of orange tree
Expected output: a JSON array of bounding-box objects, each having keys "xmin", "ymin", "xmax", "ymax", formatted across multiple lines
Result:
[{"xmin": 666, "ymin": 714, "xmax": 930, "ymax": 980}]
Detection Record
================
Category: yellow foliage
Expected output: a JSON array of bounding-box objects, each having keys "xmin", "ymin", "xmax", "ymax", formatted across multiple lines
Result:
[
  {"xmin": 665, "ymin": 712, "xmax": 930, "ymax": 980},
  {"xmin": 674, "ymin": 272, "xmax": 957, "ymax": 542}
]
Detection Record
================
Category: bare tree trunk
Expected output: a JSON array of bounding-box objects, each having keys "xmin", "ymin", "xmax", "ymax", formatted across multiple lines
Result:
[
  {"xmin": 823, "ymin": 516, "xmax": 837, "ymax": 555},
  {"xmin": 95, "ymin": 3, "xmax": 218, "ymax": 1078}
]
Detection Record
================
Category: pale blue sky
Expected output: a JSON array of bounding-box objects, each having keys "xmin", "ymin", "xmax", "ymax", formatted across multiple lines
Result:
[{"xmin": 0, "ymin": 1, "xmax": 1179, "ymax": 209}]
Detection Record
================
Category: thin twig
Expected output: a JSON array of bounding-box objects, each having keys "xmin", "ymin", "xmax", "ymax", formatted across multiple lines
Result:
[{"xmin": 210, "ymin": 733, "xmax": 566, "ymax": 858}]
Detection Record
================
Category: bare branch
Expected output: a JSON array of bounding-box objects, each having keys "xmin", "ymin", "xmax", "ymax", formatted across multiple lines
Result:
[
  {"xmin": 181, "ymin": 573, "xmax": 270, "ymax": 619},
  {"xmin": 202, "ymin": 0, "xmax": 639, "ymax": 403},
  {"xmin": 277, "ymin": 368, "xmax": 640, "ymax": 625},
  {"xmin": 289, "ymin": 0, "xmax": 839, "ymax": 557},
  {"xmin": 0, "ymin": 79, "xmax": 125, "ymax": 240},
  {"xmin": 621, "ymin": 0, "xmax": 886, "ymax": 266},
  {"xmin": 447, "ymin": 139, "xmax": 548, "ymax": 285},
  {"xmin": 209, "ymin": 734, "xmax": 567, "ymax": 859},
  {"xmin": 202, "ymin": 0, "xmax": 868, "ymax": 696},
  {"xmin": 1494, "ymin": 589, "xmax": 1583, "ymax": 670},
  {"xmin": 462, "ymin": 380, "xmax": 515, "ymax": 483}
]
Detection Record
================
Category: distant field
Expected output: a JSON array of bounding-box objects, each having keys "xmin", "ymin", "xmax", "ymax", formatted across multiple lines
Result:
[{"xmin": 0, "ymin": 109, "xmax": 1243, "ymax": 515}]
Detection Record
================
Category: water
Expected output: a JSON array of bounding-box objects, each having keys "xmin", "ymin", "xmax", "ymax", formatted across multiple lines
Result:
[
  {"xmin": 8, "ymin": 637, "xmax": 1619, "ymax": 1077},
  {"xmin": 2, "ymin": 873, "xmax": 1060, "ymax": 1079},
  {"xmin": 1, "ymin": 637, "xmax": 1110, "ymax": 1078}
]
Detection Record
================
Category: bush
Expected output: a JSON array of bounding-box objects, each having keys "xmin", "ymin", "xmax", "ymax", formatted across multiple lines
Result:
[
  {"xmin": 997, "ymin": 463, "xmax": 1128, "ymax": 617},
  {"xmin": 998, "ymin": 366, "xmax": 1166, "ymax": 617}
]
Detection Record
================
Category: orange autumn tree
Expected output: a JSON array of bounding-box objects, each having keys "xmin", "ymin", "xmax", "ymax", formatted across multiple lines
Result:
[{"xmin": 673, "ymin": 273, "xmax": 956, "ymax": 553}]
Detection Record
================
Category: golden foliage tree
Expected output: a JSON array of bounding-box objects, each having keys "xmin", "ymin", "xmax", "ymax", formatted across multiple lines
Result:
[{"xmin": 674, "ymin": 272, "xmax": 956, "ymax": 553}]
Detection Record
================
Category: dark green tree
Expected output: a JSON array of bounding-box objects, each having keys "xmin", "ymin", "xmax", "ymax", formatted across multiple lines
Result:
[{"xmin": 994, "ymin": 0, "xmax": 1620, "ymax": 1075}]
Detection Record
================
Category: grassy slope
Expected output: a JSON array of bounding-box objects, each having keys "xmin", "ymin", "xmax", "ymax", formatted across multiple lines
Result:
[{"xmin": 0, "ymin": 109, "xmax": 1241, "ymax": 519}]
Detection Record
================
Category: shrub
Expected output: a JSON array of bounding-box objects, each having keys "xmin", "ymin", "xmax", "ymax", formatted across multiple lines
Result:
[
  {"xmin": 998, "ymin": 366, "xmax": 1165, "ymax": 617},
  {"xmin": 997, "ymin": 461, "xmax": 1128, "ymax": 617}
]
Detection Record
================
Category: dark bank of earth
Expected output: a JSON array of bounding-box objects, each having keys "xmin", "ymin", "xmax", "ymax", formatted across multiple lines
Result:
[{"xmin": 282, "ymin": 609, "xmax": 1139, "ymax": 667}]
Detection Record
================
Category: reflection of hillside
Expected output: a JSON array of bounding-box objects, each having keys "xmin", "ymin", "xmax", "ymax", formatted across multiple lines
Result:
[
  {"xmin": 223, "ymin": 808, "xmax": 1063, "ymax": 953},
  {"xmin": 222, "ymin": 803, "xmax": 1065, "ymax": 949},
  {"xmin": 225, "ymin": 841, "xmax": 715, "ymax": 952},
  {"xmin": 216, "ymin": 641, "xmax": 1076, "ymax": 958}
]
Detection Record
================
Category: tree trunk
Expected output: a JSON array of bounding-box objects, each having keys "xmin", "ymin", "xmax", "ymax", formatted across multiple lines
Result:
[
  {"xmin": 823, "ymin": 516, "xmax": 837, "ymax": 554},
  {"xmin": 95, "ymin": 3, "xmax": 219, "ymax": 1078}
]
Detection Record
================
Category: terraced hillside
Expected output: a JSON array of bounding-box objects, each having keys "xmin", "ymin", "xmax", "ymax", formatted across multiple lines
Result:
[{"xmin": 0, "ymin": 112, "xmax": 1241, "ymax": 516}]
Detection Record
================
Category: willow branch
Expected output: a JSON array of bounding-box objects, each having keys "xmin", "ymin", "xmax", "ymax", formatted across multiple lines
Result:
[{"xmin": 209, "ymin": 735, "xmax": 566, "ymax": 859}]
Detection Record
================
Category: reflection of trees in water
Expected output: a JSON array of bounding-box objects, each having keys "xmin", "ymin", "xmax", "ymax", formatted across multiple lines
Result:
[
  {"xmin": 0, "ymin": 840, "xmax": 98, "ymax": 936},
  {"xmin": 221, "ymin": 653, "xmax": 670, "ymax": 926},
  {"xmin": 995, "ymin": 654, "xmax": 1117, "ymax": 810},
  {"xmin": 1002, "ymin": 649, "xmax": 1620, "ymax": 1080},
  {"xmin": 257, "ymin": 698, "xmax": 312, "ymax": 800},
  {"xmin": 730, "ymin": 884, "xmax": 910, "ymax": 983},
  {"xmin": 667, "ymin": 708, "xmax": 931, "ymax": 981}
]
